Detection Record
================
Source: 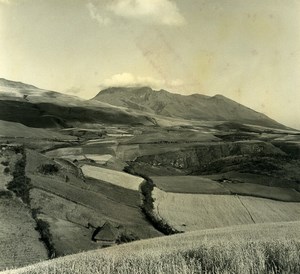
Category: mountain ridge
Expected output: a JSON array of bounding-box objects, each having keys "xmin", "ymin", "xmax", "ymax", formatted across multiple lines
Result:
[{"xmin": 93, "ymin": 86, "xmax": 285, "ymax": 129}]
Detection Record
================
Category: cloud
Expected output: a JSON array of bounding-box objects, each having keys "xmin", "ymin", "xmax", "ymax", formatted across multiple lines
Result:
[
  {"xmin": 87, "ymin": 0, "xmax": 185, "ymax": 26},
  {"xmin": 100, "ymin": 72, "xmax": 183, "ymax": 89},
  {"xmin": 87, "ymin": 2, "xmax": 111, "ymax": 26},
  {"xmin": 108, "ymin": 0, "xmax": 186, "ymax": 26}
]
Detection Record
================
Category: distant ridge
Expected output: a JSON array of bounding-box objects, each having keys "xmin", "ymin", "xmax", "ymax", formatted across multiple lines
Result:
[
  {"xmin": 93, "ymin": 86, "xmax": 285, "ymax": 129},
  {"xmin": 0, "ymin": 78, "xmax": 38, "ymax": 89}
]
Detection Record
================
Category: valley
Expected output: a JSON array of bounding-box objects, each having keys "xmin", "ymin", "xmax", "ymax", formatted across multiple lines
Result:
[{"xmin": 0, "ymin": 79, "xmax": 299, "ymax": 272}]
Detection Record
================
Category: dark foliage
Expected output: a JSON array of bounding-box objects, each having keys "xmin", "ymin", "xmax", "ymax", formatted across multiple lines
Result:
[
  {"xmin": 38, "ymin": 164, "xmax": 59, "ymax": 175},
  {"xmin": 7, "ymin": 148, "xmax": 32, "ymax": 204},
  {"xmin": 35, "ymin": 218, "xmax": 56, "ymax": 258},
  {"xmin": 124, "ymin": 164, "xmax": 181, "ymax": 235},
  {"xmin": 116, "ymin": 231, "xmax": 139, "ymax": 244},
  {"xmin": 0, "ymin": 190, "xmax": 13, "ymax": 198}
]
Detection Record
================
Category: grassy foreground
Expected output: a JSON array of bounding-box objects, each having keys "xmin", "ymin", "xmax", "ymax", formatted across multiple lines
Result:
[{"xmin": 3, "ymin": 222, "xmax": 300, "ymax": 274}]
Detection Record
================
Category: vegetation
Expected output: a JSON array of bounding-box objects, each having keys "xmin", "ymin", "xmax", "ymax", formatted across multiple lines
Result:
[
  {"xmin": 34, "ymin": 218, "xmax": 55, "ymax": 259},
  {"xmin": 124, "ymin": 165, "xmax": 180, "ymax": 235},
  {"xmin": 3, "ymin": 167, "xmax": 10, "ymax": 174},
  {"xmin": 116, "ymin": 231, "xmax": 139, "ymax": 244},
  {"xmin": 38, "ymin": 164, "xmax": 59, "ymax": 175},
  {"xmin": 0, "ymin": 190, "xmax": 13, "ymax": 198},
  {"xmin": 4, "ymin": 236, "xmax": 300, "ymax": 274},
  {"xmin": 7, "ymin": 147, "xmax": 32, "ymax": 204}
]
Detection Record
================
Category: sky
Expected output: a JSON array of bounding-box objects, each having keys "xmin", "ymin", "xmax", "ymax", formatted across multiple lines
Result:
[{"xmin": 0, "ymin": 0, "xmax": 299, "ymax": 129}]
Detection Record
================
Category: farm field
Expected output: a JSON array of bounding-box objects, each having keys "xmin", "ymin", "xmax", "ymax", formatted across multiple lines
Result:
[
  {"xmin": 152, "ymin": 187, "xmax": 300, "ymax": 232},
  {"xmin": 81, "ymin": 165, "xmax": 144, "ymax": 191},
  {"xmin": 151, "ymin": 175, "xmax": 300, "ymax": 201},
  {"xmin": 152, "ymin": 176, "xmax": 230, "ymax": 194},
  {"xmin": 3, "ymin": 221, "xmax": 300, "ymax": 274},
  {"xmin": 29, "ymin": 174, "xmax": 160, "ymax": 239}
]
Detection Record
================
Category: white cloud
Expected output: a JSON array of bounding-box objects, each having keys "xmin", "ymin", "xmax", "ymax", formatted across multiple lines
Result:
[
  {"xmin": 100, "ymin": 72, "xmax": 183, "ymax": 89},
  {"xmin": 108, "ymin": 0, "xmax": 186, "ymax": 26},
  {"xmin": 87, "ymin": 2, "xmax": 111, "ymax": 26},
  {"xmin": 87, "ymin": 0, "xmax": 185, "ymax": 26}
]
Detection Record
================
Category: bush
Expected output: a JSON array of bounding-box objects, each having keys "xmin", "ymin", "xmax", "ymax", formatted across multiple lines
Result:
[
  {"xmin": 1, "ymin": 160, "xmax": 9, "ymax": 166},
  {"xmin": 7, "ymin": 156, "xmax": 32, "ymax": 204},
  {"xmin": 35, "ymin": 218, "xmax": 56, "ymax": 258},
  {"xmin": 124, "ymin": 164, "xmax": 180, "ymax": 235},
  {"xmin": 38, "ymin": 164, "xmax": 59, "ymax": 175},
  {"xmin": 116, "ymin": 231, "xmax": 139, "ymax": 244},
  {"xmin": 0, "ymin": 190, "xmax": 13, "ymax": 198}
]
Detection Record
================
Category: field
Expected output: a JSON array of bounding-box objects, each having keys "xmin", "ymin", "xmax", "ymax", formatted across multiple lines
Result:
[
  {"xmin": 152, "ymin": 176, "xmax": 230, "ymax": 194},
  {"xmin": 81, "ymin": 165, "xmax": 144, "ymax": 191},
  {"xmin": 2, "ymin": 221, "xmax": 300, "ymax": 274},
  {"xmin": 29, "ymin": 174, "xmax": 160, "ymax": 239},
  {"xmin": 152, "ymin": 187, "xmax": 300, "ymax": 232},
  {"xmin": 151, "ymin": 175, "xmax": 300, "ymax": 201}
]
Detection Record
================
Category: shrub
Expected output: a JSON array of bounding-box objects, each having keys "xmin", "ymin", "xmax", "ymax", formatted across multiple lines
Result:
[
  {"xmin": 124, "ymin": 164, "xmax": 180, "ymax": 235},
  {"xmin": 38, "ymin": 164, "xmax": 59, "ymax": 175},
  {"xmin": 116, "ymin": 232, "xmax": 139, "ymax": 244},
  {"xmin": 7, "ymin": 155, "xmax": 32, "ymax": 204},
  {"xmin": 0, "ymin": 190, "xmax": 13, "ymax": 198},
  {"xmin": 1, "ymin": 160, "xmax": 9, "ymax": 166},
  {"xmin": 35, "ymin": 218, "xmax": 56, "ymax": 258}
]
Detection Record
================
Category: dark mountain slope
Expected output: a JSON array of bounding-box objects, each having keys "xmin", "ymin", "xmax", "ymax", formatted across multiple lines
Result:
[{"xmin": 0, "ymin": 79, "xmax": 153, "ymax": 128}]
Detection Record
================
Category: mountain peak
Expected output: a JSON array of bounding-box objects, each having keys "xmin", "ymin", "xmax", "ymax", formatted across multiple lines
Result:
[
  {"xmin": 99, "ymin": 86, "xmax": 153, "ymax": 95},
  {"xmin": 93, "ymin": 87, "xmax": 284, "ymax": 128}
]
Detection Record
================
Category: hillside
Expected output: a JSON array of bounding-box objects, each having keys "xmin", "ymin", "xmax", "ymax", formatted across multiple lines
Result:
[
  {"xmin": 3, "ymin": 221, "xmax": 300, "ymax": 274},
  {"xmin": 0, "ymin": 79, "xmax": 154, "ymax": 128},
  {"xmin": 93, "ymin": 87, "xmax": 284, "ymax": 128},
  {"xmin": 0, "ymin": 78, "xmax": 299, "ymax": 273}
]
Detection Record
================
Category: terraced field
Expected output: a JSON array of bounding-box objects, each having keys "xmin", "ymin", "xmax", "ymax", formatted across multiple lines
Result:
[
  {"xmin": 81, "ymin": 165, "xmax": 144, "ymax": 191},
  {"xmin": 152, "ymin": 176, "xmax": 229, "ymax": 194},
  {"xmin": 152, "ymin": 187, "xmax": 300, "ymax": 232},
  {"xmin": 152, "ymin": 175, "xmax": 300, "ymax": 201}
]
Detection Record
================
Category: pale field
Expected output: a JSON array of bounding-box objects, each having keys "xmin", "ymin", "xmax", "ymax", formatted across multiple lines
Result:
[
  {"xmin": 152, "ymin": 187, "xmax": 300, "ymax": 232},
  {"xmin": 85, "ymin": 139, "xmax": 117, "ymax": 145},
  {"xmin": 83, "ymin": 154, "xmax": 113, "ymax": 164},
  {"xmin": 59, "ymin": 153, "xmax": 113, "ymax": 164},
  {"xmin": 81, "ymin": 165, "xmax": 144, "ymax": 191},
  {"xmin": 2, "ymin": 221, "xmax": 300, "ymax": 274},
  {"xmin": 45, "ymin": 147, "xmax": 83, "ymax": 157}
]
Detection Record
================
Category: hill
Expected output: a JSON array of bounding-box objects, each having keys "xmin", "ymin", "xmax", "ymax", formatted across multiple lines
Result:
[
  {"xmin": 3, "ymin": 221, "xmax": 300, "ymax": 274},
  {"xmin": 0, "ymin": 79, "xmax": 154, "ymax": 128},
  {"xmin": 93, "ymin": 86, "xmax": 285, "ymax": 128}
]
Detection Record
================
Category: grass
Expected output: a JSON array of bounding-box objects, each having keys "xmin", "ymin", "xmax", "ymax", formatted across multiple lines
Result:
[
  {"xmin": 0, "ymin": 196, "xmax": 48, "ymax": 271},
  {"xmin": 3, "ymin": 222, "xmax": 300, "ymax": 274},
  {"xmin": 152, "ymin": 188, "xmax": 300, "ymax": 232}
]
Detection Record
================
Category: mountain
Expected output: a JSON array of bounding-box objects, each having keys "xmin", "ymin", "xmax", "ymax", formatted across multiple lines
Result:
[
  {"xmin": 93, "ymin": 87, "xmax": 284, "ymax": 129},
  {"xmin": 0, "ymin": 79, "xmax": 153, "ymax": 128}
]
